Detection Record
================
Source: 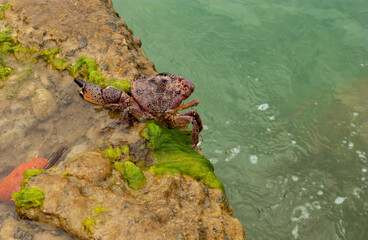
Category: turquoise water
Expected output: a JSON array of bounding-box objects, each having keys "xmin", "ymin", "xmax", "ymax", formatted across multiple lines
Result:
[{"xmin": 112, "ymin": 0, "xmax": 368, "ymax": 239}]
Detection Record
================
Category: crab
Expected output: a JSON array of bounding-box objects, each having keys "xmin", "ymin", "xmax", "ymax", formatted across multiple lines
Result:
[{"xmin": 74, "ymin": 73, "xmax": 203, "ymax": 148}]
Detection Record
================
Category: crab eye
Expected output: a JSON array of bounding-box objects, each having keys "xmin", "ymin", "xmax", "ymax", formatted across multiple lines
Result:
[{"xmin": 176, "ymin": 90, "xmax": 181, "ymax": 95}]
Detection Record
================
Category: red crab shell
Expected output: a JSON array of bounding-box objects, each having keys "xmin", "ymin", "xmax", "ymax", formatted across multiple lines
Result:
[{"xmin": 131, "ymin": 73, "xmax": 195, "ymax": 114}]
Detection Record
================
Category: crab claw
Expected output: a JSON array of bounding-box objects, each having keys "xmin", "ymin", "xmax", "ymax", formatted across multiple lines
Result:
[
  {"xmin": 74, "ymin": 78, "xmax": 107, "ymax": 105},
  {"xmin": 74, "ymin": 78, "xmax": 86, "ymax": 87},
  {"xmin": 157, "ymin": 72, "xmax": 171, "ymax": 76}
]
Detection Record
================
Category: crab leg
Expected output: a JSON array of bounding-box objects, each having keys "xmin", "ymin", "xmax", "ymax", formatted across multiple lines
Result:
[
  {"xmin": 173, "ymin": 110, "xmax": 203, "ymax": 148},
  {"xmin": 173, "ymin": 99, "xmax": 199, "ymax": 112},
  {"xmin": 117, "ymin": 101, "xmax": 154, "ymax": 128},
  {"xmin": 181, "ymin": 110, "xmax": 203, "ymax": 132}
]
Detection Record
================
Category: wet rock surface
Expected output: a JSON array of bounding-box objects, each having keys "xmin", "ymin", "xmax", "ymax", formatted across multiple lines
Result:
[
  {"xmin": 0, "ymin": 0, "xmax": 246, "ymax": 239},
  {"xmin": 16, "ymin": 151, "xmax": 245, "ymax": 240},
  {"xmin": 1, "ymin": 0, "xmax": 156, "ymax": 80}
]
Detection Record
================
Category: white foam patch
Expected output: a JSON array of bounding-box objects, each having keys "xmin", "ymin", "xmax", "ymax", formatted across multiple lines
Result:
[
  {"xmin": 202, "ymin": 125, "xmax": 209, "ymax": 131},
  {"xmin": 362, "ymin": 168, "xmax": 367, "ymax": 173},
  {"xmin": 225, "ymin": 146, "xmax": 240, "ymax": 162},
  {"xmin": 209, "ymin": 158, "xmax": 218, "ymax": 164},
  {"xmin": 317, "ymin": 190, "xmax": 323, "ymax": 196},
  {"xmin": 353, "ymin": 188, "xmax": 361, "ymax": 199},
  {"xmin": 312, "ymin": 201, "xmax": 321, "ymax": 210},
  {"xmin": 249, "ymin": 155, "xmax": 258, "ymax": 164},
  {"xmin": 353, "ymin": 112, "xmax": 359, "ymax": 117},
  {"xmin": 291, "ymin": 176, "xmax": 299, "ymax": 182},
  {"xmin": 291, "ymin": 206, "xmax": 310, "ymax": 222},
  {"xmin": 334, "ymin": 197, "xmax": 347, "ymax": 205},
  {"xmin": 356, "ymin": 150, "xmax": 367, "ymax": 163},
  {"xmin": 292, "ymin": 225, "xmax": 299, "ymax": 239},
  {"xmin": 348, "ymin": 142, "xmax": 354, "ymax": 149},
  {"xmin": 258, "ymin": 103, "xmax": 269, "ymax": 111}
]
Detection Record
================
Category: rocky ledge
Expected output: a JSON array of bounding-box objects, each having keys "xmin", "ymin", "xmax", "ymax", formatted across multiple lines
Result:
[
  {"xmin": 0, "ymin": 0, "xmax": 246, "ymax": 239},
  {"xmin": 16, "ymin": 150, "xmax": 245, "ymax": 240}
]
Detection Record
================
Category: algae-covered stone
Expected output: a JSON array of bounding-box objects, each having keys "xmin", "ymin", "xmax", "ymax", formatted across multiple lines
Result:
[
  {"xmin": 0, "ymin": 0, "xmax": 246, "ymax": 238},
  {"xmin": 11, "ymin": 169, "xmax": 45, "ymax": 209},
  {"xmin": 142, "ymin": 121, "xmax": 224, "ymax": 190},
  {"xmin": 114, "ymin": 161, "xmax": 146, "ymax": 190},
  {"xmin": 13, "ymin": 150, "xmax": 245, "ymax": 240},
  {"xmin": 71, "ymin": 56, "xmax": 131, "ymax": 93},
  {"xmin": 21, "ymin": 169, "xmax": 45, "ymax": 188},
  {"xmin": 11, "ymin": 188, "xmax": 44, "ymax": 209},
  {"xmin": 82, "ymin": 218, "xmax": 95, "ymax": 235}
]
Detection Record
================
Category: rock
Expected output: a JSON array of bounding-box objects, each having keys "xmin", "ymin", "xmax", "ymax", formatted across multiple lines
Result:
[
  {"xmin": 10, "ymin": 103, "xmax": 24, "ymax": 114},
  {"xmin": 17, "ymin": 89, "xmax": 30, "ymax": 100},
  {"xmin": 0, "ymin": 210, "xmax": 72, "ymax": 240},
  {"xmin": 2, "ymin": 0, "xmax": 156, "ymax": 80},
  {"xmin": 63, "ymin": 151, "xmax": 112, "ymax": 182},
  {"xmin": 31, "ymin": 88, "xmax": 57, "ymax": 121},
  {"xmin": 65, "ymin": 143, "xmax": 89, "ymax": 160},
  {"xmin": 16, "ymin": 151, "xmax": 246, "ymax": 240},
  {"xmin": 40, "ymin": 75, "xmax": 52, "ymax": 88},
  {"xmin": 0, "ymin": 0, "xmax": 246, "ymax": 238}
]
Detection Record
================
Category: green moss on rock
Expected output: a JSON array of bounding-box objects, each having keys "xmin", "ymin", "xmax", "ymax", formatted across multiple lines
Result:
[
  {"xmin": 91, "ymin": 207, "xmax": 108, "ymax": 218},
  {"xmin": 39, "ymin": 48, "xmax": 70, "ymax": 71},
  {"xmin": 21, "ymin": 169, "xmax": 45, "ymax": 188},
  {"xmin": 71, "ymin": 56, "xmax": 104, "ymax": 83},
  {"xmin": 0, "ymin": 3, "xmax": 11, "ymax": 20},
  {"xmin": 0, "ymin": 27, "xmax": 130, "ymax": 94},
  {"xmin": 82, "ymin": 218, "xmax": 95, "ymax": 235},
  {"xmin": 71, "ymin": 56, "xmax": 130, "ymax": 93},
  {"xmin": 141, "ymin": 121, "xmax": 224, "ymax": 191},
  {"xmin": 11, "ymin": 169, "xmax": 45, "ymax": 209},
  {"xmin": 11, "ymin": 188, "xmax": 44, "ymax": 209},
  {"xmin": 114, "ymin": 161, "xmax": 146, "ymax": 190},
  {"xmin": 100, "ymin": 145, "xmax": 129, "ymax": 162},
  {"xmin": 0, "ymin": 61, "xmax": 14, "ymax": 80},
  {"xmin": 101, "ymin": 78, "xmax": 131, "ymax": 94}
]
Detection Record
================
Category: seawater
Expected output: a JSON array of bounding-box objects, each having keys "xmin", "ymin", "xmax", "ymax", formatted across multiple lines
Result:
[{"xmin": 112, "ymin": 0, "xmax": 368, "ymax": 239}]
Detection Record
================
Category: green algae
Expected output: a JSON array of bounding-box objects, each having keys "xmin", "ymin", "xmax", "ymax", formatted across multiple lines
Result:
[
  {"xmin": 91, "ymin": 207, "xmax": 108, "ymax": 218},
  {"xmin": 100, "ymin": 145, "xmax": 130, "ymax": 162},
  {"xmin": 82, "ymin": 218, "xmax": 95, "ymax": 235},
  {"xmin": 81, "ymin": 207, "xmax": 108, "ymax": 235},
  {"xmin": 11, "ymin": 169, "xmax": 45, "ymax": 209},
  {"xmin": 0, "ymin": 60, "xmax": 13, "ymax": 80},
  {"xmin": 114, "ymin": 161, "xmax": 146, "ymax": 190},
  {"xmin": 0, "ymin": 14, "xmax": 130, "ymax": 95},
  {"xmin": 0, "ymin": 3, "xmax": 11, "ymax": 20},
  {"xmin": 101, "ymin": 145, "xmax": 146, "ymax": 190},
  {"xmin": 11, "ymin": 188, "xmax": 44, "ymax": 209},
  {"xmin": 61, "ymin": 171, "xmax": 69, "ymax": 177},
  {"xmin": 39, "ymin": 48, "xmax": 70, "ymax": 71},
  {"xmin": 71, "ymin": 56, "xmax": 104, "ymax": 83},
  {"xmin": 71, "ymin": 56, "xmax": 130, "ymax": 93},
  {"xmin": 0, "ymin": 32, "xmax": 12, "ymax": 42},
  {"xmin": 141, "ymin": 121, "xmax": 224, "ymax": 191},
  {"xmin": 121, "ymin": 145, "xmax": 130, "ymax": 156},
  {"xmin": 102, "ymin": 78, "xmax": 131, "ymax": 94},
  {"xmin": 21, "ymin": 169, "xmax": 45, "ymax": 188}
]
